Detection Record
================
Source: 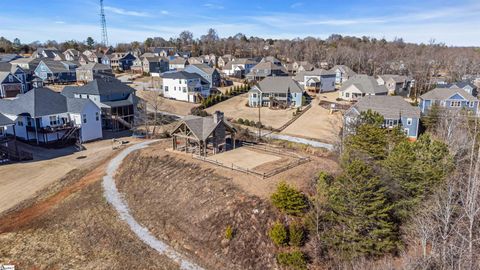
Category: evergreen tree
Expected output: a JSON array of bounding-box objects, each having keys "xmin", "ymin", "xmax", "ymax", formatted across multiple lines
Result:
[
  {"xmin": 421, "ymin": 103, "xmax": 440, "ymax": 131},
  {"xmin": 384, "ymin": 134, "xmax": 453, "ymax": 219},
  {"xmin": 324, "ymin": 160, "xmax": 399, "ymax": 259},
  {"xmin": 271, "ymin": 181, "xmax": 308, "ymax": 216},
  {"xmin": 345, "ymin": 124, "xmax": 388, "ymax": 161}
]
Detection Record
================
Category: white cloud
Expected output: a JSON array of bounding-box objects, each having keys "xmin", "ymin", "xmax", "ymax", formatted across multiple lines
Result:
[
  {"xmin": 290, "ymin": 2, "xmax": 303, "ymax": 8},
  {"xmin": 203, "ymin": 3, "xmax": 224, "ymax": 9},
  {"xmin": 160, "ymin": 10, "xmax": 169, "ymax": 15},
  {"xmin": 104, "ymin": 6, "xmax": 151, "ymax": 17},
  {"xmin": 54, "ymin": 21, "xmax": 65, "ymax": 24}
]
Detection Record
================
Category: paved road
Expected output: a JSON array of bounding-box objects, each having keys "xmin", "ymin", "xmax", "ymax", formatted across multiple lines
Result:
[{"xmin": 102, "ymin": 141, "xmax": 205, "ymax": 270}]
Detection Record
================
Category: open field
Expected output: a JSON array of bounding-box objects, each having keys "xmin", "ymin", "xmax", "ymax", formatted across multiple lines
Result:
[
  {"xmin": 281, "ymin": 94, "xmax": 343, "ymax": 144},
  {"xmin": 0, "ymin": 138, "xmax": 138, "ymax": 214},
  {"xmin": 0, "ymin": 165, "xmax": 180, "ymax": 269},
  {"xmin": 205, "ymin": 94, "xmax": 295, "ymax": 129},
  {"xmin": 136, "ymin": 89, "xmax": 197, "ymax": 116}
]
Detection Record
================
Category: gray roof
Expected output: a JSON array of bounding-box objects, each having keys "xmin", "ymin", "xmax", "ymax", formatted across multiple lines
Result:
[
  {"xmin": 330, "ymin": 65, "xmax": 356, "ymax": 77},
  {"xmin": 0, "ymin": 113, "xmax": 14, "ymax": 126},
  {"xmin": 188, "ymin": 63, "xmax": 216, "ymax": 75},
  {"xmin": 0, "ymin": 87, "xmax": 68, "ymax": 117},
  {"xmin": 305, "ymin": 68, "xmax": 336, "ymax": 76},
  {"xmin": 253, "ymin": 77, "xmax": 304, "ymax": 94},
  {"xmin": 420, "ymin": 87, "xmax": 478, "ymax": 102},
  {"xmin": 0, "ymin": 54, "xmax": 21, "ymax": 63},
  {"xmin": 76, "ymin": 62, "xmax": 112, "ymax": 71},
  {"xmin": 161, "ymin": 70, "xmax": 204, "ymax": 80},
  {"xmin": 61, "ymin": 78, "xmax": 135, "ymax": 96},
  {"xmin": 39, "ymin": 59, "xmax": 76, "ymax": 73},
  {"xmin": 178, "ymin": 115, "xmax": 234, "ymax": 141},
  {"xmin": 0, "ymin": 62, "xmax": 21, "ymax": 73},
  {"xmin": 0, "ymin": 71, "xmax": 21, "ymax": 84},
  {"xmin": 169, "ymin": 57, "xmax": 188, "ymax": 65},
  {"xmin": 66, "ymin": 97, "xmax": 96, "ymax": 114},
  {"xmin": 377, "ymin": 74, "xmax": 408, "ymax": 84},
  {"xmin": 350, "ymin": 95, "xmax": 420, "ymax": 119},
  {"xmin": 340, "ymin": 75, "xmax": 388, "ymax": 94}
]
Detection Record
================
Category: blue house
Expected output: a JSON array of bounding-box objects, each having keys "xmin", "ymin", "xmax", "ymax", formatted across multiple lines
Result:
[
  {"xmin": 419, "ymin": 87, "xmax": 479, "ymax": 115},
  {"xmin": 34, "ymin": 59, "xmax": 77, "ymax": 83},
  {"xmin": 248, "ymin": 77, "xmax": 304, "ymax": 108},
  {"xmin": 345, "ymin": 95, "xmax": 421, "ymax": 140}
]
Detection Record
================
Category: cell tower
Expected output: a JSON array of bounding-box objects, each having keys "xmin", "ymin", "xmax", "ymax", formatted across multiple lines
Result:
[{"xmin": 100, "ymin": 0, "xmax": 109, "ymax": 46}]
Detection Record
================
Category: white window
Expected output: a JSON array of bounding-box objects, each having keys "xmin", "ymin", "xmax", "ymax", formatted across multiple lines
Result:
[
  {"xmin": 95, "ymin": 112, "xmax": 99, "ymax": 121},
  {"xmin": 164, "ymin": 86, "xmax": 168, "ymax": 92},
  {"xmin": 470, "ymin": 101, "xmax": 475, "ymax": 108},
  {"xmin": 174, "ymin": 86, "xmax": 176, "ymax": 91},
  {"xmin": 404, "ymin": 128, "xmax": 409, "ymax": 135},
  {"xmin": 49, "ymin": 116, "xmax": 58, "ymax": 126},
  {"xmin": 183, "ymin": 87, "xmax": 186, "ymax": 93},
  {"xmin": 406, "ymin": 118, "xmax": 412, "ymax": 125},
  {"xmin": 83, "ymin": 114, "xmax": 87, "ymax": 124},
  {"xmin": 451, "ymin": 101, "xmax": 461, "ymax": 107},
  {"xmin": 345, "ymin": 93, "xmax": 350, "ymax": 98}
]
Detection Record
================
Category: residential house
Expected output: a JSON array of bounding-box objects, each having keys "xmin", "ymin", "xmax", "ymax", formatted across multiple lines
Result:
[
  {"xmin": 105, "ymin": 52, "xmax": 136, "ymax": 71},
  {"xmin": 160, "ymin": 71, "xmax": 211, "ymax": 103},
  {"xmin": 330, "ymin": 65, "xmax": 357, "ymax": 87},
  {"xmin": 10, "ymin": 58, "xmax": 42, "ymax": 75},
  {"xmin": 0, "ymin": 112, "xmax": 14, "ymax": 142},
  {"xmin": 218, "ymin": 54, "xmax": 234, "ymax": 68},
  {"xmin": 184, "ymin": 63, "xmax": 221, "ymax": 88},
  {"xmin": 261, "ymin": 56, "xmax": 282, "ymax": 66},
  {"xmin": 288, "ymin": 61, "xmax": 314, "ymax": 75},
  {"xmin": 0, "ymin": 72, "xmax": 23, "ymax": 98},
  {"xmin": 419, "ymin": 87, "xmax": 479, "ymax": 115},
  {"xmin": 34, "ymin": 59, "xmax": 77, "ymax": 83},
  {"xmin": 63, "ymin": 49, "xmax": 81, "ymax": 61},
  {"xmin": 83, "ymin": 50, "xmax": 103, "ymax": 63},
  {"xmin": 188, "ymin": 57, "xmax": 208, "ymax": 66},
  {"xmin": 171, "ymin": 111, "xmax": 236, "ymax": 156},
  {"xmin": 246, "ymin": 61, "xmax": 289, "ymax": 82},
  {"xmin": 376, "ymin": 74, "xmax": 412, "ymax": 96},
  {"xmin": 438, "ymin": 81, "xmax": 477, "ymax": 97},
  {"xmin": 175, "ymin": 51, "xmax": 192, "ymax": 58},
  {"xmin": 76, "ymin": 62, "xmax": 113, "ymax": 82},
  {"xmin": 345, "ymin": 95, "xmax": 421, "ymax": 140},
  {"xmin": 0, "ymin": 86, "xmax": 102, "ymax": 144},
  {"xmin": 131, "ymin": 57, "xmax": 144, "ymax": 74},
  {"xmin": 31, "ymin": 48, "xmax": 62, "ymax": 59},
  {"xmin": 222, "ymin": 58, "xmax": 258, "ymax": 78},
  {"xmin": 143, "ymin": 57, "xmax": 169, "ymax": 75},
  {"xmin": 248, "ymin": 77, "xmax": 304, "ymax": 108},
  {"xmin": 339, "ymin": 75, "xmax": 388, "ymax": 101},
  {"xmin": 169, "ymin": 57, "xmax": 189, "ymax": 70},
  {"xmin": 0, "ymin": 63, "xmax": 28, "ymax": 92},
  {"xmin": 62, "ymin": 78, "xmax": 136, "ymax": 130},
  {"xmin": 153, "ymin": 47, "xmax": 175, "ymax": 57},
  {"xmin": 294, "ymin": 68, "xmax": 336, "ymax": 94},
  {"xmin": 0, "ymin": 54, "xmax": 21, "ymax": 63}
]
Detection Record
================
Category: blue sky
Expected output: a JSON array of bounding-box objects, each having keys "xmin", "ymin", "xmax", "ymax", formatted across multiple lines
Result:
[{"xmin": 1, "ymin": 0, "xmax": 479, "ymax": 46}]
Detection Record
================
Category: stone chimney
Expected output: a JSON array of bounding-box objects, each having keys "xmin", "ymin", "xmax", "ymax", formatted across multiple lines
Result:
[{"xmin": 213, "ymin": 111, "xmax": 224, "ymax": 124}]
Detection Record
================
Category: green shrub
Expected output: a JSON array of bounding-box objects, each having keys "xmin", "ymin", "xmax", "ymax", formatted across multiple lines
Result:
[
  {"xmin": 288, "ymin": 222, "xmax": 305, "ymax": 247},
  {"xmin": 256, "ymin": 121, "xmax": 263, "ymax": 128},
  {"xmin": 276, "ymin": 251, "xmax": 307, "ymax": 270},
  {"xmin": 237, "ymin": 118, "xmax": 244, "ymax": 125},
  {"xmin": 269, "ymin": 221, "xmax": 288, "ymax": 246},
  {"xmin": 271, "ymin": 181, "xmax": 308, "ymax": 216},
  {"xmin": 225, "ymin": 225, "xmax": 234, "ymax": 240}
]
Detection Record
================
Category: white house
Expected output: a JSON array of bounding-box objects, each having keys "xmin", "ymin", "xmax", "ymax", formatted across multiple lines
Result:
[
  {"xmin": 0, "ymin": 86, "xmax": 102, "ymax": 145},
  {"xmin": 222, "ymin": 58, "xmax": 258, "ymax": 77},
  {"xmin": 294, "ymin": 68, "xmax": 336, "ymax": 94},
  {"xmin": 160, "ymin": 71, "xmax": 210, "ymax": 103},
  {"xmin": 339, "ymin": 75, "xmax": 388, "ymax": 101},
  {"xmin": 169, "ymin": 57, "xmax": 189, "ymax": 70}
]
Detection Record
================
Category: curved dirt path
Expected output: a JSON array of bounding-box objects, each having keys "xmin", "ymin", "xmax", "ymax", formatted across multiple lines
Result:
[{"xmin": 102, "ymin": 140, "xmax": 205, "ymax": 270}]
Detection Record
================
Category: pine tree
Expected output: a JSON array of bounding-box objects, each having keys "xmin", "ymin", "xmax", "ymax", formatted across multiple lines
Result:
[
  {"xmin": 324, "ymin": 160, "xmax": 399, "ymax": 259},
  {"xmin": 421, "ymin": 103, "xmax": 440, "ymax": 131},
  {"xmin": 345, "ymin": 124, "xmax": 388, "ymax": 161},
  {"xmin": 271, "ymin": 181, "xmax": 308, "ymax": 216}
]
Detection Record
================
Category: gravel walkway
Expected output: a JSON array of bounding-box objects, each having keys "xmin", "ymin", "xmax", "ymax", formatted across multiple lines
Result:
[{"xmin": 102, "ymin": 140, "xmax": 205, "ymax": 270}]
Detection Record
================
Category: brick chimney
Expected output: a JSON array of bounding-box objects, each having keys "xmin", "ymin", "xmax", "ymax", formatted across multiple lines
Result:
[{"xmin": 213, "ymin": 111, "xmax": 224, "ymax": 124}]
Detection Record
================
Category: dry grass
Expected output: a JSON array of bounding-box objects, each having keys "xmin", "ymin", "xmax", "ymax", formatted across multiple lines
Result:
[
  {"xmin": 136, "ymin": 89, "xmax": 197, "ymax": 116},
  {"xmin": 116, "ymin": 149, "xmax": 281, "ymax": 270},
  {"xmin": 0, "ymin": 166, "xmax": 179, "ymax": 269}
]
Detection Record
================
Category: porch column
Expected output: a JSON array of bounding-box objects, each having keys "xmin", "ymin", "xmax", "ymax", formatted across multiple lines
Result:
[{"xmin": 34, "ymin": 117, "xmax": 39, "ymax": 145}]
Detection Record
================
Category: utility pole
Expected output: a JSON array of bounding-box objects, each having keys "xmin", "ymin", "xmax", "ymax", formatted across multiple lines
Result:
[{"xmin": 100, "ymin": 0, "xmax": 109, "ymax": 46}]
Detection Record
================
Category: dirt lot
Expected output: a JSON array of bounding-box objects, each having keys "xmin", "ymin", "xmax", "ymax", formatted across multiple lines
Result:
[
  {"xmin": 0, "ymin": 166, "xmax": 180, "ymax": 269},
  {"xmin": 136, "ymin": 89, "xmax": 197, "ymax": 116},
  {"xmin": 281, "ymin": 94, "xmax": 343, "ymax": 144},
  {"xmin": 0, "ymin": 139, "xmax": 138, "ymax": 214},
  {"xmin": 205, "ymin": 94, "xmax": 295, "ymax": 129},
  {"xmin": 210, "ymin": 147, "xmax": 281, "ymax": 170}
]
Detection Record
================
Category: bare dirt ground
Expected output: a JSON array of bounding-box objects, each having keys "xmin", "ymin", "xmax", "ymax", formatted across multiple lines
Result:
[
  {"xmin": 210, "ymin": 147, "xmax": 281, "ymax": 170},
  {"xmin": 282, "ymin": 92, "xmax": 344, "ymax": 144},
  {"xmin": 116, "ymin": 146, "xmax": 281, "ymax": 270},
  {"xmin": 217, "ymin": 82, "xmax": 246, "ymax": 94},
  {"xmin": 205, "ymin": 94, "xmax": 295, "ymax": 129},
  {"xmin": 0, "ymin": 164, "xmax": 180, "ymax": 269},
  {"xmin": 136, "ymin": 89, "xmax": 197, "ymax": 116},
  {"xmin": 0, "ymin": 138, "xmax": 139, "ymax": 214}
]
